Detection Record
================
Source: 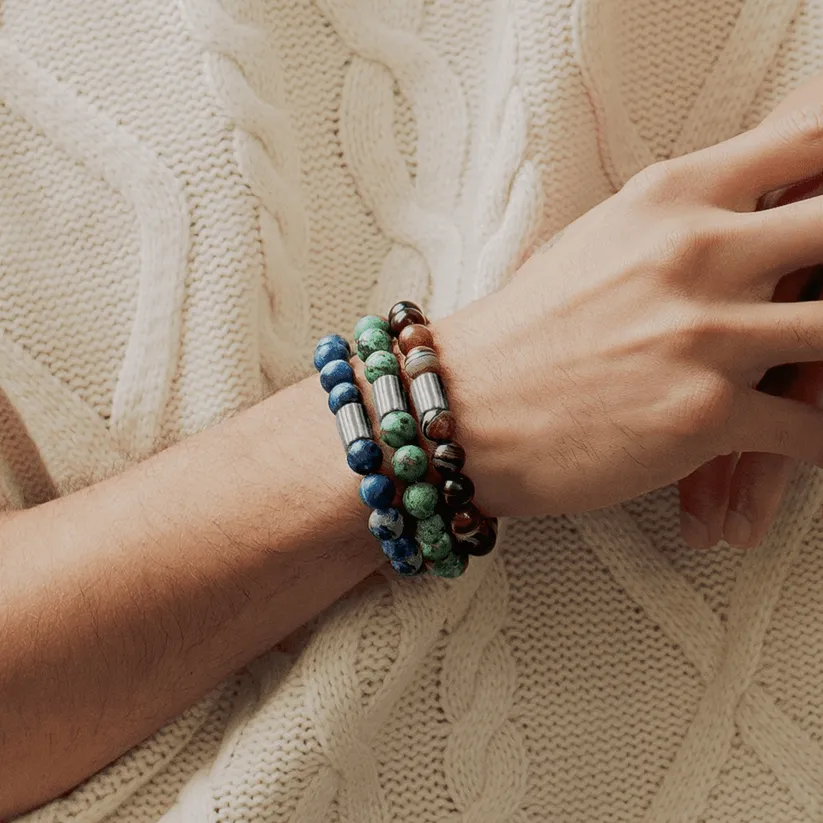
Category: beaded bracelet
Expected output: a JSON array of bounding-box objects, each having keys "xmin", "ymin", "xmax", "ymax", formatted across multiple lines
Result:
[
  {"xmin": 389, "ymin": 301, "xmax": 499, "ymax": 559},
  {"xmin": 352, "ymin": 315, "xmax": 460, "ymax": 577},
  {"xmin": 313, "ymin": 333, "xmax": 422, "ymax": 577}
]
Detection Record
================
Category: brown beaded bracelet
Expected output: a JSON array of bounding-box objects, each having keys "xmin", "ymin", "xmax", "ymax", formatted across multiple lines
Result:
[{"xmin": 389, "ymin": 300, "xmax": 498, "ymax": 557}]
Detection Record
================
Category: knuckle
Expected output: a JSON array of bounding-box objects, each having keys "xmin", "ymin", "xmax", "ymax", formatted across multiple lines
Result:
[
  {"xmin": 625, "ymin": 160, "xmax": 684, "ymax": 202},
  {"xmin": 652, "ymin": 217, "xmax": 718, "ymax": 271},
  {"xmin": 669, "ymin": 373, "xmax": 736, "ymax": 438},
  {"xmin": 777, "ymin": 103, "xmax": 823, "ymax": 145}
]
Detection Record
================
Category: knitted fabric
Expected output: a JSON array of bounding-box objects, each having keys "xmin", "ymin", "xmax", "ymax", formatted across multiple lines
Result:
[{"xmin": 3, "ymin": 0, "xmax": 823, "ymax": 821}]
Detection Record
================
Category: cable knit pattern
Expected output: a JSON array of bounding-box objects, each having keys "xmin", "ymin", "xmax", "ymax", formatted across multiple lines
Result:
[
  {"xmin": 179, "ymin": 0, "xmax": 312, "ymax": 387},
  {"xmin": 0, "ymin": 35, "xmax": 189, "ymax": 458},
  {"xmin": 318, "ymin": 0, "xmax": 468, "ymax": 319},
  {"xmin": 6, "ymin": 1, "xmax": 823, "ymax": 821},
  {"xmin": 462, "ymin": 2, "xmax": 543, "ymax": 299}
]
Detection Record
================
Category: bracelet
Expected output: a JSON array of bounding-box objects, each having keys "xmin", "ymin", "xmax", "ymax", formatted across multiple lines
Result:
[
  {"xmin": 390, "ymin": 301, "xmax": 499, "ymax": 559},
  {"xmin": 353, "ymin": 315, "xmax": 462, "ymax": 578},
  {"xmin": 313, "ymin": 332, "xmax": 423, "ymax": 577}
]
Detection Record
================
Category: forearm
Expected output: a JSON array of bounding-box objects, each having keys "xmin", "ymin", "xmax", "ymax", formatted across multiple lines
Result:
[{"xmin": 0, "ymin": 370, "xmax": 383, "ymax": 817}]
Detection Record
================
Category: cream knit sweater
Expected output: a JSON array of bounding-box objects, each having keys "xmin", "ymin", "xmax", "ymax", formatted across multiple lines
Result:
[{"xmin": 4, "ymin": 0, "xmax": 823, "ymax": 821}]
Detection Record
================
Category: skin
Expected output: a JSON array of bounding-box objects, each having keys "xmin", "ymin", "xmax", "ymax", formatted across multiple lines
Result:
[
  {"xmin": 680, "ymin": 73, "xmax": 823, "ymax": 549},
  {"xmin": 6, "ymin": 82, "xmax": 823, "ymax": 816}
]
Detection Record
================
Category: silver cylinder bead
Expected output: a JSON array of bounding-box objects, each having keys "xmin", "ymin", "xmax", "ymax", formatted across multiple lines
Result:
[
  {"xmin": 336, "ymin": 402, "xmax": 372, "ymax": 449},
  {"xmin": 372, "ymin": 374, "xmax": 408, "ymax": 421},
  {"xmin": 410, "ymin": 371, "xmax": 448, "ymax": 416}
]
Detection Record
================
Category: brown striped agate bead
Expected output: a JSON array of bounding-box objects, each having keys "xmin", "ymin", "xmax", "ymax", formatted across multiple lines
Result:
[
  {"xmin": 442, "ymin": 473, "xmax": 475, "ymax": 508},
  {"xmin": 398, "ymin": 323, "xmax": 434, "ymax": 355},
  {"xmin": 451, "ymin": 505, "xmax": 482, "ymax": 537},
  {"xmin": 421, "ymin": 408, "xmax": 456, "ymax": 443},
  {"xmin": 456, "ymin": 517, "xmax": 498, "ymax": 557},
  {"xmin": 404, "ymin": 346, "xmax": 441, "ymax": 380},
  {"xmin": 389, "ymin": 301, "xmax": 427, "ymax": 335},
  {"xmin": 432, "ymin": 442, "xmax": 465, "ymax": 475}
]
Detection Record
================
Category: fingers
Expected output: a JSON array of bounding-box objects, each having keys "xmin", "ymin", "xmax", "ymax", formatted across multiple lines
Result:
[
  {"xmin": 678, "ymin": 454, "xmax": 736, "ymax": 549},
  {"xmin": 730, "ymin": 299, "xmax": 823, "ymax": 370},
  {"xmin": 722, "ymin": 453, "xmax": 794, "ymax": 549},
  {"xmin": 732, "ymin": 388, "xmax": 823, "ymax": 465},
  {"xmin": 736, "ymin": 196, "xmax": 823, "ymax": 278},
  {"xmin": 684, "ymin": 105, "xmax": 823, "ymax": 209},
  {"xmin": 723, "ymin": 360, "xmax": 823, "ymax": 548}
]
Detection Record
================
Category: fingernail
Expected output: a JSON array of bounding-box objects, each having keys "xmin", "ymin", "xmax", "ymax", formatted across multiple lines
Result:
[
  {"xmin": 680, "ymin": 510, "xmax": 710, "ymax": 550},
  {"xmin": 724, "ymin": 510, "xmax": 752, "ymax": 549}
]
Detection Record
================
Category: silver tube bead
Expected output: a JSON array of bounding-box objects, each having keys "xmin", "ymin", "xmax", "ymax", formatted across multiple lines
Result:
[
  {"xmin": 336, "ymin": 402, "xmax": 372, "ymax": 449},
  {"xmin": 372, "ymin": 374, "xmax": 408, "ymax": 421},
  {"xmin": 410, "ymin": 371, "xmax": 448, "ymax": 416}
]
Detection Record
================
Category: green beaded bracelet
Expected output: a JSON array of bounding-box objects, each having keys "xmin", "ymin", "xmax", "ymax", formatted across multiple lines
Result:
[{"xmin": 354, "ymin": 313, "xmax": 456, "ymax": 577}]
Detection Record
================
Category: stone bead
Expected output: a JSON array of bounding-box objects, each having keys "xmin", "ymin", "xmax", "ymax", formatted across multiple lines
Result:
[
  {"xmin": 432, "ymin": 442, "xmax": 466, "ymax": 475},
  {"xmin": 359, "ymin": 474, "xmax": 396, "ymax": 508},
  {"xmin": 317, "ymin": 333, "xmax": 351, "ymax": 352},
  {"xmin": 443, "ymin": 473, "xmax": 475, "ymax": 508},
  {"xmin": 430, "ymin": 551, "xmax": 469, "ymax": 579},
  {"xmin": 390, "ymin": 552, "xmax": 425, "ymax": 577},
  {"xmin": 388, "ymin": 301, "xmax": 427, "ymax": 335},
  {"xmin": 421, "ymin": 409, "xmax": 456, "ymax": 443},
  {"xmin": 357, "ymin": 327, "xmax": 393, "ymax": 361},
  {"xmin": 314, "ymin": 336, "xmax": 350, "ymax": 371},
  {"xmin": 398, "ymin": 323, "xmax": 434, "ymax": 355},
  {"xmin": 328, "ymin": 382, "xmax": 361, "ymax": 414},
  {"xmin": 420, "ymin": 531, "xmax": 453, "ymax": 562},
  {"xmin": 392, "ymin": 445, "xmax": 428, "ymax": 483},
  {"xmin": 364, "ymin": 351, "xmax": 399, "ymax": 383},
  {"xmin": 451, "ymin": 505, "xmax": 482, "ymax": 537},
  {"xmin": 415, "ymin": 513, "xmax": 447, "ymax": 543},
  {"xmin": 319, "ymin": 359, "xmax": 354, "ymax": 393},
  {"xmin": 381, "ymin": 534, "xmax": 417, "ymax": 562},
  {"xmin": 354, "ymin": 315, "xmax": 389, "ymax": 342},
  {"xmin": 369, "ymin": 507, "xmax": 405, "ymax": 541},
  {"xmin": 380, "ymin": 411, "xmax": 417, "ymax": 448},
  {"xmin": 403, "ymin": 482, "xmax": 439, "ymax": 520},
  {"xmin": 403, "ymin": 346, "xmax": 441, "ymax": 380},
  {"xmin": 456, "ymin": 517, "xmax": 498, "ymax": 556},
  {"xmin": 346, "ymin": 439, "xmax": 383, "ymax": 475}
]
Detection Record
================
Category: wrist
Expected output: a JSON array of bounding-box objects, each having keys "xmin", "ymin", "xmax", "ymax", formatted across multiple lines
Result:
[{"xmin": 429, "ymin": 307, "xmax": 507, "ymax": 517}]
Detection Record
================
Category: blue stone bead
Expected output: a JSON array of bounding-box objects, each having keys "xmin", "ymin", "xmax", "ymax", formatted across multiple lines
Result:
[
  {"xmin": 390, "ymin": 552, "xmax": 425, "ymax": 576},
  {"xmin": 314, "ymin": 337, "xmax": 350, "ymax": 371},
  {"xmin": 346, "ymin": 439, "xmax": 382, "ymax": 475},
  {"xmin": 328, "ymin": 382, "xmax": 361, "ymax": 414},
  {"xmin": 316, "ymin": 333, "xmax": 350, "ymax": 352},
  {"xmin": 359, "ymin": 474, "xmax": 396, "ymax": 508},
  {"xmin": 319, "ymin": 359, "xmax": 354, "ymax": 393},
  {"xmin": 369, "ymin": 507, "xmax": 405, "ymax": 540},
  {"xmin": 381, "ymin": 534, "xmax": 418, "ymax": 561}
]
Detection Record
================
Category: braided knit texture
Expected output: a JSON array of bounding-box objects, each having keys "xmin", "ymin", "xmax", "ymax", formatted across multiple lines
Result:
[{"xmin": 4, "ymin": 0, "xmax": 823, "ymax": 821}]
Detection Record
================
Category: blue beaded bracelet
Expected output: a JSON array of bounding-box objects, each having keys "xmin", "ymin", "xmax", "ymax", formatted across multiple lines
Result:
[{"xmin": 314, "ymin": 332, "xmax": 424, "ymax": 577}]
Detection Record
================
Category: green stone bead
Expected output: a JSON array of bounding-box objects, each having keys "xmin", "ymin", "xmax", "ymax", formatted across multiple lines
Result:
[
  {"xmin": 416, "ymin": 513, "xmax": 447, "ymax": 543},
  {"xmin": 403, "ymin": 482, "xmax": 439, "ymax": 520},
  {"xmin": 380, "ymin": 411, "xmax": 417, "ymax": 448},
  {"xmin": 354, "ymin": 315, "xmax": 390, "ymax": 343},
  {"xmin": 430, "ymin": 551, "xmax": 469, "ymax": 579},
  {"xmin": 392, "ymin": 445, "xmax": 428, "ymax": 483},
  {"xmin": 420, "ymin": 531, "xmax": 453, "ymax": 562},
  {"xmin": 364, "ymin": 351, "xmax": 399, "ymax": 383},
  {"xmin": 358, "ymin": 327, "xmax": 393, "ymax": 361},
  {"xmin": 415, "ymin": 514, "xmax": 448, "ymax": 543}
]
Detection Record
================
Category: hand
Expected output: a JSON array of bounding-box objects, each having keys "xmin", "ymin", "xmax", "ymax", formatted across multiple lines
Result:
[
  {"xmin": 677, "ymin": 73, "xmax": 823, "ymax": 550},
  {"xmin": 435, "ymin": 103, "xmax": 823, "ymax": 518},
  {"xmin": 678, "ymin": 262, "xmax": 823, "ymax": 549}
]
